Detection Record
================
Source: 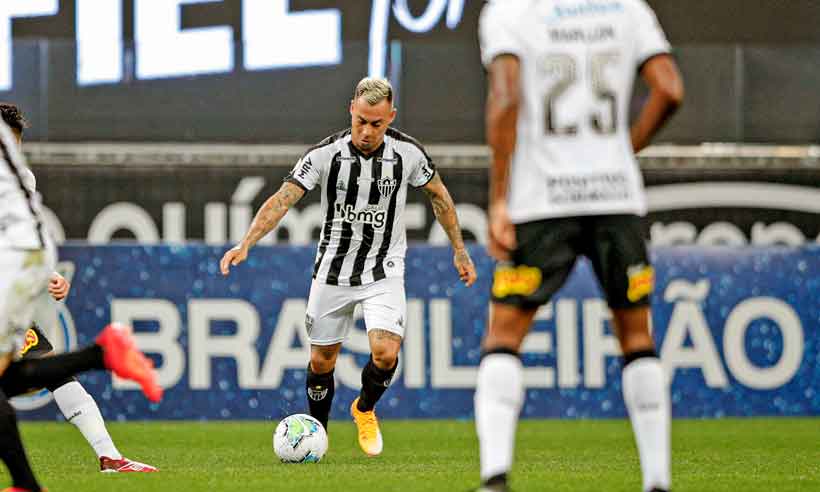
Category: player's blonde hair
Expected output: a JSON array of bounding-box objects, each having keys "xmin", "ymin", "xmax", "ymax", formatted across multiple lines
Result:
[{"xmin": 353, "ymin": 77, "xmax": 394, "ymax": 106}]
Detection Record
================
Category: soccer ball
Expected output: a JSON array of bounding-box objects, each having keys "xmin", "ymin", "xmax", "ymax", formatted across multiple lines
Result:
[{"xmin": 273, "ymin": 414, "xmax": 328, "ymax": 463}]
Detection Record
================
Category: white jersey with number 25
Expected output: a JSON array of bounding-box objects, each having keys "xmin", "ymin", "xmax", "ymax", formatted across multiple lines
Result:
[{"xmin": 480, "ymin": 0, "xmax": 671, "ymax": 223}]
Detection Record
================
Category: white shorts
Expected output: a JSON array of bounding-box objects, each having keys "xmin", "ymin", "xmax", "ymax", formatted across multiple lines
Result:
[
  {"xmin": 305, "ymin": 277, "xmax": 406, "ymax": 346},
  {"xmin": 0, "ymin": 247, "xmax": 55, "ymax": 356}
]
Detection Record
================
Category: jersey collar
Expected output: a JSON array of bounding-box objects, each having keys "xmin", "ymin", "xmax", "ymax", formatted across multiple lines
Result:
[{"xmin": 348, "ymin": 139, "xmax": 386, "ymax": 161}]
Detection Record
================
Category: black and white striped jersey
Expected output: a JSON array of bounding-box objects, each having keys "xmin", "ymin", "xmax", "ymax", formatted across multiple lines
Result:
[
  {"xmin": 286, "ymin": 128, "xmax": 436, "ymax": 287},
  {"xmin": 0, "ymin": 121, "xmax": 44, "ymax": 249}
]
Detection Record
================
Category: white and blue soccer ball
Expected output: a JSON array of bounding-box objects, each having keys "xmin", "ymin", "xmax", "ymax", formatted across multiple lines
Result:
[{"xmin": 273, "ymin": 414, "xmax": 328, "ymax": 463}]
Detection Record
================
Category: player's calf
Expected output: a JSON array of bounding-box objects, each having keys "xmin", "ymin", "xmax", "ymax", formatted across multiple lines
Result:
[
  {"xmin": 0, "ymin": 344, "xmax": 105, "ymax": 398},
  {"xmin": 356, "ymin": 355, "xmax": 397, "ymax": 413},
  {"xmin": 350, "ymin": 354, "xmax": 396, "ymax": 457},
  {"xmin": 0, "ymin": 390, "xmax": 41, "ymax": 492},
  {"xmin": 0, "ymin": 324, "xmax": 162, "ymax": 403},
  {"xmin": 345, "ymin": 324, "xmax": 398, "ymax": 458},
  {"xmin": 305, "ymin": 363, "xmax": 335, "ymax": 431},
  {"xmin": 622, "ymin": 349, "xmax": 670, "ymax": 492},
  {"xmin": 473, "ymin": 301, "xmax": 536, "ymax": 489},
  {"xmin": 350, "ymin": 354, "xmax": 399, "ymax": 456},
  {"xmin": 306, "ymin": 343, "xmax": 341, "ymax": 431},
  {"xmin": 612, "ymin": 307, "xmax": 671, "ymax": 492},
  {"xmin": 475, "ymin": 348, "xmax": 523, "ymax": 490}
]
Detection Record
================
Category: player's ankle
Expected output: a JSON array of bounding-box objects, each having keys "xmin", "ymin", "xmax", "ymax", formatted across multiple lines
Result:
[
  {"xmin": 356, "ymin": 397, "xmax": 373, "ymax": 413},
  {"xmin": 483, "ymin": 473, "xmax": 507, "ymax": 487}
]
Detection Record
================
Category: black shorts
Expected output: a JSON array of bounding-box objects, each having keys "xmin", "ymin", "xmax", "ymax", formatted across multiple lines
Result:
[
  {"xmin": 491, "ymin": 214, "xmax": 654, "ymax": 310},
  {"xmin": 18, "ymin": 325, "xmax": 54, "ymax": 359}
]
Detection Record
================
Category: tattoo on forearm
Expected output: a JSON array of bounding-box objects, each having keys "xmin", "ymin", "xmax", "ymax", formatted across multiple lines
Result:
[
  {"xmin": 423, "ymin": 176, "xmax": 466, "ymax": 250},
  {"xmin": 427, "ymin": 190, "xmax": 464, "ymax": 249},
  {"xmin": 455, "ymin": 249, "xmax": 471, "ymax": 264},
  {"xmin": 245, "ymin": 183, "xmax": 303, "ymax": 247},
  {"xmin": 431, "ymin": 194, "xmax": 452, "ymax": 218}
]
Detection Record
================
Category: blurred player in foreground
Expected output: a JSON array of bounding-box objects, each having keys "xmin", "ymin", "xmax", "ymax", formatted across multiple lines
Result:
[
  {"xmin": 0, "ymin": 103, "xmax": 157, "ymax": 474},
  {"xmin": 0, "ymin": 113, "xmax": 161, "ymax": 492},
  {"xmin": 476, "ymin": 1, "xmax": 683, "ymax": 491},
  {"xmin": 221, "ymin": 77, "xmax": 476, "ymax": 457}
]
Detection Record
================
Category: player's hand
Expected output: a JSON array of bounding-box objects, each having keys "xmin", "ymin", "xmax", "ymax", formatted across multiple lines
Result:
[
  {"xmin": 220, "ymin": 244, "xmax": 249, "ymax": 276},
  {"xmin": 48, "ymin": 272, "xmax": 71, "ymax": 301},
  {"xmin": 488, "ymin": 202, "xmax": 516, "ymax": 261},
  {"xmin": 453, "ymin": 248, "xmax": 477, "ymax": 287}
]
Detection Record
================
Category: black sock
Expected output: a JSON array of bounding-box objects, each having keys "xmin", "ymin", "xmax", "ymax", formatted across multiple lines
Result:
[
  {"xmin": 622, "ymin": 348, "xmax": 658, "ymax": 367},
  {"xmin": 306, "ymin": 364, "xmax": 335, "ymax": 431},
  {"xmin": 356, "ymin": 356, "xmax": 397, "ymax": 412},
  {"xmin": 45, "ymin": 376, "xmax": 78, "ymax": 394},
  {"xmin": 0, "ymin": 345, "xmax": 104, "ymax": 397},
  {"xmin": 0, "ymin": 390, "xmax": 41, "ymax": 492},
  {"xmin": 483, "ymin": 473, "xmax": 508, "ymax": 487}
]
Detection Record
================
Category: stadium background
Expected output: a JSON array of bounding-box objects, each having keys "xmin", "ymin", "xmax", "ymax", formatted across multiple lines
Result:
[{"xmin": 1, "ymin": 0, "xmax": 818, "ymax": 422}]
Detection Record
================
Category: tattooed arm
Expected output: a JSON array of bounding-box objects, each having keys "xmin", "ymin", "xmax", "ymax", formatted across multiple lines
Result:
[
  {"xmin": 220, "ymin": 181, "xmax": 305, "ymax": 275},
  {"xmin": 422, "ymin": 174, "xmax": 477, "ymax": 287}
]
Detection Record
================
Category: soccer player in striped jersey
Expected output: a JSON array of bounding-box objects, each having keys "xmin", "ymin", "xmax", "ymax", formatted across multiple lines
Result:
[
  {"xmin": 0, "ymin": 103, "xmax": 158, "ymax": 474},
  {"xmin": 221, "ymin": 77, "xmax": 477, "ymax": 457},
  {"xmin": 0, "ymin": 111, "xmax": 161, "ymax": 491},
  {"xmin": 476, "ymin": 1, "xmax": 684, "ymax": 491}
]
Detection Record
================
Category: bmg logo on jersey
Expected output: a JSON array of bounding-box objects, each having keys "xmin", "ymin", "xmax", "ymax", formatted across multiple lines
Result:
[{"xmin": 335, "ymin": 203, "xmax": 387, "ymax": 230}]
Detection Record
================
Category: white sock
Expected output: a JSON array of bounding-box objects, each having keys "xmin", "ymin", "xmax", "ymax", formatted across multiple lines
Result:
[
  {"xmin": 475, "ymin": 353, "xmax": 524, "ymax": 482},
  {"xmin": 622, "ymin": 357, "xmax": 671, "ymax": 492},
  {"xmin": 53, "ymin": 381, "xmax": 122, "ymax": 460}
]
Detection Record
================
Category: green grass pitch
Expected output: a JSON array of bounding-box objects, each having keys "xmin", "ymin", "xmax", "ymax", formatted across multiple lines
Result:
[{"xmin": 3, "ymin": 418, "xmax": 818, "ymax": 491}]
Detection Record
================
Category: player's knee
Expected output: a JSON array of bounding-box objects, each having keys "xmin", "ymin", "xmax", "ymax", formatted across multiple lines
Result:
[
  {"xmin": 371, "ymin": 347, "xmax": 398, "ymax": 371},
  {"xmin": 309, "ymin": 357, "xmax": 335, "ymax": 374},
  {"xmin": 0, "ymin": 353, "xmax": 13, "ymax": 377},
  {"xmin": 309, "ymin": 348, "xmax": 339, "ymax": 374}
]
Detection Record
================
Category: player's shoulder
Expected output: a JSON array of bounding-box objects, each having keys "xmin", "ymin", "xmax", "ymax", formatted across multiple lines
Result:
[
  {"xmin": 301, "ymin": 128, "xmax": 351, "ymax": 162},
  {"xmin": 480, "ymin": 0, "xmax": 529, "ymax": 28},
  {"xmin": 0, "ymin": 120, "xmax": 17, "ymax": 154},
  {"xmin": 386, "ymin": 127, "xmax": 430, "ymax": 160},
  {"xmin": 618, "ymin": 0, "xmax": 660, "ymax": 21},
  {"xmin": 0, "ymin": 120, "xmax": 26, "ymax": 168},
  {"xmin": 481, "ymin": 0, "xmax": 530, "ymax": 17}
]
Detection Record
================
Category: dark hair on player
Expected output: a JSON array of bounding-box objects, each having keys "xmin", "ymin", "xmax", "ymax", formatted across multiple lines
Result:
[{"xmin": 0, "ymin": 103, "xmax": 29, "ymax": 134}]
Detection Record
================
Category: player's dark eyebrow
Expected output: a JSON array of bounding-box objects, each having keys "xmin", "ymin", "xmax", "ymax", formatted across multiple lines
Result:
[{"xmin": 358, "ymin": 116, "xmax": 383, "ymax": 125}]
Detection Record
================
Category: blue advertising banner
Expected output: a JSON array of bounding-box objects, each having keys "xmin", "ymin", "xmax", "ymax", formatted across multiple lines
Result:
[{"xmin": 14, "ymin": 245, "xmax": 820, "ymax": 421}]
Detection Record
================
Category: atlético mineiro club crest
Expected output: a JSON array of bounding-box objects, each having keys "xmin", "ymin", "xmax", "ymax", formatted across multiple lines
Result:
[{"xmin": 378, "ymin": 177, "xmax": 397, "ymax": 198}]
